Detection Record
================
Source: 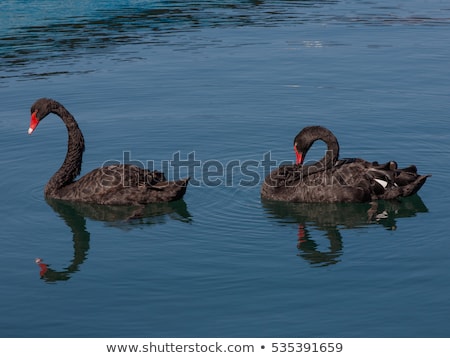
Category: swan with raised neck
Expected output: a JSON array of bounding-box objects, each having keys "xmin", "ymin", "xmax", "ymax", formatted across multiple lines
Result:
[{"xmin": 29, "ymin": 98, "xmax": 189, "ymax": 205}]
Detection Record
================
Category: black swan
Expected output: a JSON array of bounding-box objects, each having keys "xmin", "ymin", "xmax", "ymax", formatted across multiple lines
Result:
[
  {"xmin": 28, "ymin": 98, "xmax": 189, "ymax": 205},
  {"xmin": 261, "ymin": 126, "xmax": 430, "ymax": 203}
]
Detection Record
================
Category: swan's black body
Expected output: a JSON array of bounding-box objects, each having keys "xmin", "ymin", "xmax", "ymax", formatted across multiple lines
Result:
[
  {"xmin": 261, "ymin": 126, "xmax": 430, "ymax": 203},
  {"xmin": 29, "ymin": 98, "xmax": 188, "ymax": 205}
]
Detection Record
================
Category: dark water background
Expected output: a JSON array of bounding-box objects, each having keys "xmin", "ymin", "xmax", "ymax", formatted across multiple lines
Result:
[{"xmin": 1, "ymin": 0, "xmax": 449, "ymax": 337}]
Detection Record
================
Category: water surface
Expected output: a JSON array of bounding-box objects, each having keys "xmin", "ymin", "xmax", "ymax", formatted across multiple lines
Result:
[{"xmin": 1, "ymin": 0, "xmax": 449, "ymax": 337}]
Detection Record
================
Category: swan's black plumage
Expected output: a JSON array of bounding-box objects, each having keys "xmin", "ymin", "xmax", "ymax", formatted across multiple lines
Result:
[
  {"xmin": 261, "ymin": 126, "xmax": 430, "ymax": 203},
  {"xmin": 29, "ymin": 98, "xmax": 188, "ymax": 204}
]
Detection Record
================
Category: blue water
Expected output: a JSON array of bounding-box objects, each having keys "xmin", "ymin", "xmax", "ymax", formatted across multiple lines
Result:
[{"xmin": 1, "ymin": 0, "xmax": 450, "ymax": 337}]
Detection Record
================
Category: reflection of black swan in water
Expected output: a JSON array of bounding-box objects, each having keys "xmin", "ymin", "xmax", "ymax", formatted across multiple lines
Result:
[
  {"xmin": 37, "ymin": 198, "xmax": 192, "ymax": 282},
  {"xmin": 262, "ymin": 195, "xmax": 429, "ymax": 229},
  {"xmin": 262, "ymin": 195, "xmax": 429, "ymax": 266},
  {"xmin": 261, "ymin": 126, "xmax": 430, "ymax": 202},
  {"xmin": 36, "ymin": 198, "xmax": 91, "ymax": 282},
  {"xmin": 28, "ymin": 98, "xmax": 189, "ymax": 205},
  {"xmin": 46, "ymin": 197, "xmax": 192, "ymax": 225}
]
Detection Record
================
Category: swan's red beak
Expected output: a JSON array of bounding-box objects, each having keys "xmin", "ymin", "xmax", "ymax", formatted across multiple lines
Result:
[
  {"xmin": 295, "ymin": 147, "xmax": 303, "ymax": 165},
  {"xmin": 28, "ymin": 111, "xmax": 39, "ymax": 135}
]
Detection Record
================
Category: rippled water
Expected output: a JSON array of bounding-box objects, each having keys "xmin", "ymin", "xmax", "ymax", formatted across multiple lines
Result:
[{"xmin": 1, "ymin": 0, "xmax": 450, "ymax": 337}]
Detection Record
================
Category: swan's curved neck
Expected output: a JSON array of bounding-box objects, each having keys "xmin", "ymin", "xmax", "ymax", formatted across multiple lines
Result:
[
  {"xmin": 319, "ymin": 134, "xmax": 339, "ymax": 167},
  {"xmin": 45, "ymin": 102, "xmax": 85, "ymax": 197},
  {"xmin": 295, "ymin": 127, "xmax": 340, "ymax": 167}
]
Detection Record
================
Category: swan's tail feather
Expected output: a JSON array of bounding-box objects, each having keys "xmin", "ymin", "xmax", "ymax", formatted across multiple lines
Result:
[
  {"xmin": 146, "ymin": 177, "xmax": 190, "ymax": 202},
  {"xmin": 367, "ymin": 161, "xmax": 430, "ymax": 200},
  {"xmin": 400, "ymin": 174, "xmax": 431, "ymax": 197},
  {"xmin": 379, "ymin": 173, "xmax": 430, "ymax": 200}
]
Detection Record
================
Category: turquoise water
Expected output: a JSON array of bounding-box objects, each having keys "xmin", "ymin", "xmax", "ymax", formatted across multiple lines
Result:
[{"xmin": 1, "ymin": 0, "xmax": 449, "ymax": 337}]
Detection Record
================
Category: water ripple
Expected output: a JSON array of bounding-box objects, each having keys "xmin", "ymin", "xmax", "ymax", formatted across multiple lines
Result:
[
  {"xmin": 3, "ymin": 0, "xmax": 449, "ymax": 77},
  {"xmin": 0, "ymin": 1, "xmax": 335, "ymax": 71}
]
